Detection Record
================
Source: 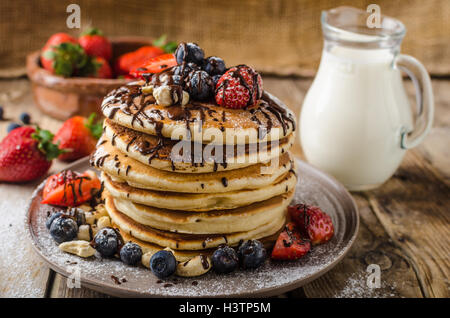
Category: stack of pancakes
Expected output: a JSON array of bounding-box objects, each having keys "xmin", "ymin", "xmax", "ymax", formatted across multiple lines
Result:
[{"xmin": 91, "ymin": 82, "xmax": 297, "ymax": 261}]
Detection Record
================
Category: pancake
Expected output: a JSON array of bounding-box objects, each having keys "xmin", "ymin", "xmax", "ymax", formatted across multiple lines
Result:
[
  {"xmin": 105, "ymin": 188, "xmax": 293, "ymax": 234},
  {"xmin": 101, "ymin": 83, "xmax": 296, "ymax": 145},
  {"xmin": 101, "ymin": 169, "xmax": 297, "ymax": 211},
  {"xmin": 91, "ymin": 135, "xmax": 294, "ymax": 193},
  {"xmin": 102, "ymin": 119, "xmax": 295, "ymax": 173},
  {"xmin": 105, "ymin": 193, "xmax": 286, "ymax": 250}
]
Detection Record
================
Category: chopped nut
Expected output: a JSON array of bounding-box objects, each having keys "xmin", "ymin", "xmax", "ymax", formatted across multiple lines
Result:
[
  {"xmin": 141, "ymin": 251, "xmax": 154, "ymax": 268},
  {"xmin": 176, "ymin": 255, "xmax": 211, "ymax": 277},
  {"xmin": 141, "ymin": 85, "xmax": 154, "ymax": 94},
  {"xmin": 59, "ymin": 240, "xmax": 96, "ymax": 258},
  {"xmin": 77, "ymin": 204, "xmax": 93, "ymax": 212},
  {"xmin": 91, "ymin": 224, "xmax": 99, "ymax": 236},
  {"xmin": 97, "ymin": 216, "xmax": 111, "ymax": 229},
  {"xmin": 77, "ymin": 224, "xmax": 92, "ymax": 241},
  {"xmin": 85, "ymin": 204, "xmax": 108, "ymax": 225},
  {"xmin": 153, "ymin": 85, "xmax": 173, "ymax": 106},
  {"xmin": 153, "ymin": 85, "xmax": 190, "ymax": 107},
  {"xmin": 85, "ymin": 212, "xmax": 95, "ymax": 225},
  {"xmin": 181, "ymin": 90, "xmax": 189, "ymax": 106}
]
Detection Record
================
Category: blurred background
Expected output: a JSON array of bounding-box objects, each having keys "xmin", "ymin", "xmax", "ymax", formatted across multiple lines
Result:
[{"xmin": 1, "ymin": 0, "xmax": 449, "ymax": 77}]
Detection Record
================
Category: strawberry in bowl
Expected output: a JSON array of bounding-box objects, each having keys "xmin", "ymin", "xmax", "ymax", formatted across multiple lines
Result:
[{"xmin": 27, "ymin": 30, "xmax": 176, "ymax": 120}]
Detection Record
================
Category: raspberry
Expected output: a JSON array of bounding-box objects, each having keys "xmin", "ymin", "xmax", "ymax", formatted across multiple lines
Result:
[
  {"xmin": 288, "ymin": 204, "xmax": 334, "ymax": 245},
  {"xmin": 215, "ymin": 65, "xmax": 263, "ymax": 109}
]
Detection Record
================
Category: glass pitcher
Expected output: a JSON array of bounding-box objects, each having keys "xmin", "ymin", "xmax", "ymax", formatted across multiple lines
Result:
[{"xmin": 300, "ymin": 6, "xmax": 434, "ymax": 191}]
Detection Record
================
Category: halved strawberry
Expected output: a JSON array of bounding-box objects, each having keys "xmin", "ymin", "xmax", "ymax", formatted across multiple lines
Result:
[
  {"xmin": 271, "ymin": 222, "xmax": 311, "ymax": 260},
  {"xmin": 41, "ymin": 170, "xmax": 101, "ymax": 206},
  {"xmin": 115, "ymin": 46, "xmax": 165, "ymax": 76},
  {"xmin": 129, "ymin": 53, "xmax": 177, "ymax": 79},
  {"xmin": 288, "ymin": 204, "xmax": 334, "ymax": 245}
]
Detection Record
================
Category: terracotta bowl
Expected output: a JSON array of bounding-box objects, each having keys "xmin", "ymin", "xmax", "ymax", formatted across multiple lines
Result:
[{"xmin": 26, "ymin": 37, "xmax": 152, "ymax": 120}]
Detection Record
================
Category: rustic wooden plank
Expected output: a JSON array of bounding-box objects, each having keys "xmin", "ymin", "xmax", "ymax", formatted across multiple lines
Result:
[
  {"xmin": 294, "ymin": 194, "xmax": 423, "ymax": 298},
  {"xmin": 365, "ymin": 149, "xmax": 450, "ymax": 298}
]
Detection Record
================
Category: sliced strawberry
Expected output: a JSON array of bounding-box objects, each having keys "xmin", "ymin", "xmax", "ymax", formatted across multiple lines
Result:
[
  {"xmin": 41, "ymin": 170, "xmax": 101, "ymax": 206},
  {"xmin": 114, "ymin": 46, "xmax": 165, "ymax": 76},
  {"xmin": 129, "ymin": 53, "xmax": 177, "ymax": 79},
  {"xmin": 271, "ymin": 222, "xmax": 311, "ymax": 260},
  {"xmin": 288, "ymin": 204, "xmax": 334, "ymax": 245}
]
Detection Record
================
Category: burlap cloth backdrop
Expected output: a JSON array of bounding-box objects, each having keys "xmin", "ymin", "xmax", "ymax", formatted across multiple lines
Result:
[{"xmin": 0, "ymin": 0, "xmax": 449, "ymax": 77}]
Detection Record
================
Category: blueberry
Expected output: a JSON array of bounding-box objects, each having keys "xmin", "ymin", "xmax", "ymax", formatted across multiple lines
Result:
[
  {"xmin": 150, "ymin": 250, "xmax": 177, "ymax": 279},
  {"xmin": 237, "ymin": 240, "xmax": 267, "ymax": 269},
  {"xmin": 49, "ymin": 216, "xmax": 78, "ymax": 243},
  {"xmin": 120, "ymin": 242, "xmax": 143, "ymax": 266},
  {"xmin": 172, "ymin": 62, "xmax": 200, "ymax": 78},
  {"xmin": 93, "ymin": 227, "xmax": 123, "ymax": 257},
  {"xmin": 7, "ymin": 123, "xmax": 21, "ymax": 133},
  {"xmin": 211, "ymin": 245, "xmax": 239, "ymax": 274},
  {"xmin": 175, "ymin": 42, "xmax": 204, "ymax": 65},
  {"xmin": 46, "ymin": 211, "xmax": 63, "ymax": 229},
  {"xmin": 19, "ymin": 112, "xmax": 31, "ymax": 124},
  {"xmin": 203, "ymin": 56, "xmax": 226, "ymax": 76},
  {"xmin": 0, "ymin": 106, "xmax": 4, "ymax": 120},
  {"xmin": 185, "ymin": 70, "xmax": 214, "ymax": 101}
]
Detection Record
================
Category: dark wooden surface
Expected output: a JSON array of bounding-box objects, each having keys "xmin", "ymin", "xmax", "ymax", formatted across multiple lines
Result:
[{"xmin": 0, "ymin": 76, "xmax": 448, "ymax": 298}]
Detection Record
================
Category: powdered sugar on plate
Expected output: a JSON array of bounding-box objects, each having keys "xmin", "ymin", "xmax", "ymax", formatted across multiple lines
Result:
[{"xmin": 0, "ymin": 184, "xmax": 48, "ymax": 297}]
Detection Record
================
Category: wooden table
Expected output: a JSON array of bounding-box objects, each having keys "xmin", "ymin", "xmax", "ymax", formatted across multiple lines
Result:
[{"xmin": 0, "ymin": 77, "xmax": 448, "ymax": 298}]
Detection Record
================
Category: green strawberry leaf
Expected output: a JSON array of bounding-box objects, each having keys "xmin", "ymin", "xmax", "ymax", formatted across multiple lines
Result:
[
  {"xmin": 85, "ymin": 113, "xmax": 103, "ymax": 139},
  {"xmin": 152, "ymin": 34, "xmax": 167, "ymax": 47},
  {"xmin": 77, "ymin": 55, "xmax": 101, "ymax": 77},
  {"xmin": 42, "ymin": 49, "xmax": 56, "ymax": 60},
  {"xmin": 163, "ymin": 42, "xmax": 178, "ymax": 53},
  {"xmin": 31, "ymin": 127, "xmax": 67, "ymax": 161},
  {"xmin": 51, "ymin": 42, "xmax": 89, "ymax": 77},
  {"xmin": 81, "ymin": 27, "xmax": 103, "ymax": 36},
  {"xmin": 153, "ymin": 34, "xmax": 177, "ymax": 53}
]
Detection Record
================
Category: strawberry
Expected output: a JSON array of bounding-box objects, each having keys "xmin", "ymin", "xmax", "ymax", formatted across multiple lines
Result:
[
  {"xmin": 271, "ymin": 222, "xmax": 311, "ymax": 260},
  {"xmin": 88, "ymin": 57, "xmax": 112, "ymax": 79},
  {"xmin": 53, "ymin": 113, "xmax": 102, "ymax": 161},
  {"xmin": 215, "ymin": 65, "xmax": 263, "ymax": 109},
  {"xmin": 288, "ymin": 204, "xmax": 334, "ymax": 245},
  {"xmin": 40, "ymin": 42, "xmax": 89, "ymax": 77},
  {"xmin": 41, "ymin": 170, "xmax": 101, "ymax": 206},
  {"xmin": 0, "ymin": 126, "xmax": 64, "ymax": 182},
  {"xmin": 115, "ymin": 46, "xmax": 165, "ymax": 76},
  {"xmin": 129, "ymin": 53, "xmax": 177, "ymax": 79},
  {"xmin": 78, "ymin": 28, "xmax": 112, "ymax": 61},
  {"xmin": 115, "ymin": 34, "xmax": 177, "ymax": 76},
  {"xmin": 43, "ymin": 32, "xmax": 78, "ymax": 48}
]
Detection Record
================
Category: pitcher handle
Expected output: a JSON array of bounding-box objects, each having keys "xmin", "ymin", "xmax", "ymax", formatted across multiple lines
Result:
[{"xmin": 395, "ymin": 54, "xmax": 434, "ymax": 149}]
